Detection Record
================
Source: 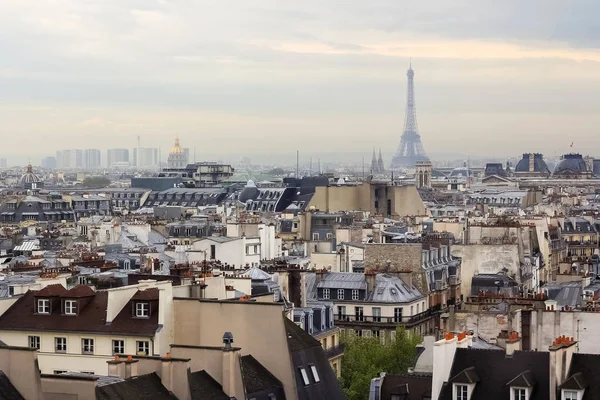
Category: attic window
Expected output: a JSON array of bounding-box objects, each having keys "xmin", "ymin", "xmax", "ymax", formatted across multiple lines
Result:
[
  {"xmin": 512, "ymin": 388, "xmax": 527, "ymax": 400},
  {"xmin": 37, "ymin": 299, "xmax": 50, "ymax": 314},
  {"xmin": 310, "ymin": 365, "xmax": 320, "ymax": 383},
  {"xmin": 563, "ymin": 391, "xmax": 578, "ymax": 400},
  {"xmin": 64, "ymin": 300, "xmax": 77, "ymax": 315},
  {"xmin": 455, "ymin": 384, "xmax": 468, "ymax": 400},
  {"xmin": 135, "ymin": 302, "xmax": 150, "ymax": 318},
  {"xmin": 299, "ymin": 367, "xmax": 310, "ymax": 386}
]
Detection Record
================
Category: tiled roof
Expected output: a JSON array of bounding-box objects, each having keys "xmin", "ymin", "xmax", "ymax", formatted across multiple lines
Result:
[
  {"xmin": 188, "ymin": 370, "xmax": 228, "ymax": 400},
  {"xmin": 35, "ymin": 284, "xmax": 68, "ymax": 297},
  {"xmin": 380, "ymin": 374, "xmax": 432, "ymax": 400},
  {"xmin": 284, "ymin": 317, "xmax": 321, "ymax": 352},
  {"xmin": 240, "ymin": 355, "xmax": 283, "ymax": 395},
  {"xmin": 0, "ymin": 289, "xmax": 159, "ymax": 336},
  {"xmin": 96, "ymin": 372, "xmax": 177, "ymax": 400},
  {"xmin": 60, "ymin": 285, "xmax": 95, "ymax": 298},
  {"xmin": 439, "ymin": 349, "xmax": 550, "ymax": 400},
  {"xmin": 131, "ymin": 288, "xmax": 160, "ymax": 301},
  {"xmin": 0, "ymin": 371, "xmax": 24, "ymax": 400}
]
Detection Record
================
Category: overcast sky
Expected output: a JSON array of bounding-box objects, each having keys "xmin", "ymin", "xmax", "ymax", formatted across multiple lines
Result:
[{"xmin": 2, "ymin": 0, "xmax": 600, "ymax": 164}]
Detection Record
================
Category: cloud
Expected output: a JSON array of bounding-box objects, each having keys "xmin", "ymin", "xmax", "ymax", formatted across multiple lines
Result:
[{"xmin": 0, "ymin": 0, "xmax": 599, "ymax": 163}]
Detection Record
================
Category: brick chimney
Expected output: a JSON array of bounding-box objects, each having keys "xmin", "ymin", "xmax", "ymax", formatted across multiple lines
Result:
[
  {"xmin": 505, "ymin": 331, "xmax": 521, "ymax": 357},
  {"xmin": 365, "ymin": 269, "xmax": 377, "ymax": 295},
  {"xmin": 548, "ymin": 335, "xmax": 577, "ymax": 400}
]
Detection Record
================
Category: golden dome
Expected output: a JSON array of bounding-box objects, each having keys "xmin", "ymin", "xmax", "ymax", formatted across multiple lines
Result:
[{"xmin": 170, "ymin": 136, "xmax": 185, "ymax": 154}]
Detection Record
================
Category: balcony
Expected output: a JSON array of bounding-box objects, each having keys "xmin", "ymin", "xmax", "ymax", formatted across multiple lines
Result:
[
  {"xmin": 334, "ymin": 311, "xmax": 434, "ymax": 327},
  {"xmin": 449, "ymin": 275, "xmax": 460, "ymax": 286},
  {"xmin": 325, "ymin": 344, "xmax": 345, "ymax": 359}
]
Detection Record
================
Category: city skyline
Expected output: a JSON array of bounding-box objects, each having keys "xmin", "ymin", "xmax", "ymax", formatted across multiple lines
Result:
[{"xmin": 1, "ymin": 1, "xmax": 600, "ymax": 162}]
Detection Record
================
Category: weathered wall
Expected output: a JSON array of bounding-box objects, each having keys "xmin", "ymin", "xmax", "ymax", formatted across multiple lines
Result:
[
  {"xmin": 364, "ymin": 243, "xmax": 426, "ymax": 292},
  {"xmin": 452, "ymin": 311, "xmax": 521, "ymax": 342},
  {"xmin": 452, "ymin": 244, "xmax": 520, "ymax": 297},
  {"xmin": 529, "ymin": 310, "xmax": 600, "ymax": 353}
]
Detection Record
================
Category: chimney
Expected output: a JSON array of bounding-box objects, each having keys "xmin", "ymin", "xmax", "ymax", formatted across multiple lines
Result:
[
  {"xmin": 153, "ymin": 258, "xmax": 160, "ymax": 274},
  {"xmin": 315, "ymin": 268, "xmax": 327, "ymax": 285},
  {"xmin": 431, "ymin": 333, "xmax": 458, "ymax": 400},
  {"xmin": 505, "ymin": 331, "xmax": 521, "ymax": 357},
  {"xmin": 107, "ymin": 357, "xmax": 126, "ymax": 378},
  {"xmin": 549, "ymin": 335, "xmax": 577, "ymax": 400},
  {"xmin": 222, "ymin": 332, "xmax": 240, "ymax": 398},
  {"xmin": 397, "ymin": 270, "xmax": 413, "ymax": 288},
  {"xmin": 365, "ymin": 269, "xmax": 377, "ymax": 295},
  {"xmin": 124, "ymin": 355, "xmax": 139, "ymax": 378},
  {"xmin": 161, "ymin": 353, "xmax": 192, "ymax": 400}
]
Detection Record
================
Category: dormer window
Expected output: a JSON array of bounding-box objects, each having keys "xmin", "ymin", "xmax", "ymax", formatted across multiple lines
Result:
[
  {"xmin": 562, "ymin": 390, "xmax": 579, "ymax": 400},
  {"xmin": 512, "ymin": 388, "xmax": 527, "ymax": 400},
  {"xmin": 136, "ymin": 302, "xmax": 150, "ymax": 318},
  {"xmin": 37, "ymin": 299, "xmax": 50, "ymax": 314},
  {"xmin": 64, "ymin": 300, "xmax": 77, "ymax": 315},
  {"xmin": 455, "ymin": 384, "xmax": 468, "ymax": 400}
]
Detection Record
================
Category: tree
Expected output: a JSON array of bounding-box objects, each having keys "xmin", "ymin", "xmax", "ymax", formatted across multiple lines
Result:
[
  {"xmin": 82, "ymin": 176, "xmax": 110, "ymax": 187},
  {"xmin": 340, "ymin": 328, "xmax": 422, "ymax": 400}
]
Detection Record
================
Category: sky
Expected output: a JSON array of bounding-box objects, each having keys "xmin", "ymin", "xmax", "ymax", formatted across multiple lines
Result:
[{"xmin": 1, "ymin": 0, "xmax": 600, "ymax": 165}]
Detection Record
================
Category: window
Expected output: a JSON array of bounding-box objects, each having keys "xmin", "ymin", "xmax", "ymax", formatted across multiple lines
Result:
[
  {"xmin": 28, "ymin": 336, "xmax": 40, "ymax": 350},
  {"xmin": 64, "ymin": 300, "xmax": 77, "ymax": 315},
  {"xmin": 337, "ymin": 305, "xmax": 346, "ymax": 320},
  {"xmin": 352, "ymin": 289, "xmax": 359, "ymax": 300},
  {"xmin": 136, "ymin": 302, "xmax": 149, "ymax": 318},
  {"xmin": 312, "ymin": 233, "xmax": 319, "ymax": 241},
  {"xmin": 55, "ymin": 337, "xmax": 67, "ymax": 353},
  {"xmin": 563, "ymin": 391, "xmax": 578, "ymax": 400},
  {"xmin": 337, "ymin": 289, "xmax": 344, "ymax": 300},
  {"xmin": 326, "ymin": 233, "xmax": 333, "ymax": 240},
  {"xmin": 8, "ymin": 286, "xmax": 14, "ymax": 296},
  {"xmin": 82, "ymin": 338, "xmax": 94, "ymax": 354},
  {"xmin": 323, "ymin": 289, "xmax": 330, "ymax": 299},
  {"xmin": 455, "ymin": 384, "xmax": 468, "ymax": 400},
  {"xmin": 136, "ymin": 340, "xmax": 149, "ymax": 355},
  {"xmin": 37, "ymin": 299, "xmax": 50, "ymax": 314},
  {"xmin": 394, "ymin": 308, "xmax": 403, "ymax": 322},
  {"xmin": 355, "ymin": 306, "xmax": 364, "ymax": 322},
  {"xmin": 124, "ymin": 260, "xmax": 130, "ymax": 269},
  {"xmin": 372, "ymin": 307, "xmax": 381, "ymax": 322},
  {"xmin": 210, "ymin": 244, "xmax": 216, "ymax": 260},
  {"xmin": 310, "ymin": 365, "xmax": 320, "ymax": 383},
  {"xmin": 299, "ymin": 367, "xmax": 310, "ymax": 386},
  {"xmin": 113, "ymin": 340, "xmax": 125, "ymax": 355},
  {"xmin": 513, "ymin": 388, "xmax": 526, "ymax": 400}
]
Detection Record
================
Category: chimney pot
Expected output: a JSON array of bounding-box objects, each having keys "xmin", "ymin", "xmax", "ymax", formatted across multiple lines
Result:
[{"xmin": 127, "ymin": 355, "xmax": 132, "ymax": 361}]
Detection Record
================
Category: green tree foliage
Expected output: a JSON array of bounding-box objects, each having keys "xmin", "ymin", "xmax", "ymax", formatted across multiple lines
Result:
[
  {"xmin": 82, "ymin": 176, "xmax": 110, "ymax": 187},
  {"xmin": 340, "ymin": 329, "xmax": 422, "ymax": 400}
]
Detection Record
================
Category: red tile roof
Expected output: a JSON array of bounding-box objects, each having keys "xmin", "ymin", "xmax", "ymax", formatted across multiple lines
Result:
[
  {"xmin": 0, "ymin": 289, "xmax": 159, "ymax": 336},
  {"xmin": 60, "ymin": 285, "xmax": 96, "ymax": 298},
  {"xmin": 35, "ymin": 284, "xmax": 67, "ymax": 297},
  {"xmin": 131, "ymin": 288, "xmax": 160, "ymax": 301}
]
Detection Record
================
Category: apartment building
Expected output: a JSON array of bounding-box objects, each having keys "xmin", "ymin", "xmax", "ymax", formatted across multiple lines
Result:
[{"xmin": 0, "ymin": 280, "xmax": 174, "ymax": 375}]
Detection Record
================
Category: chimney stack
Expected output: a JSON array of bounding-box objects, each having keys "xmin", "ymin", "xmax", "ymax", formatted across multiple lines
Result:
[
  {"xmin": 549, "ymin": 335, "xmax": 577, "ymax": 400},
  {"xmin": 505, "ymin": 331, "xmax": 521, "ymax": 357},
  {"xmin": 365, "ymin": 269, "xmax": 377, "ymax": 295}
]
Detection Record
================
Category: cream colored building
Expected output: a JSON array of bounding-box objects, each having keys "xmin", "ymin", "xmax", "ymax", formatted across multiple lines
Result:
[{"xmin": 0, "ymin": 280, "xmax": 174, "ymax": 375}]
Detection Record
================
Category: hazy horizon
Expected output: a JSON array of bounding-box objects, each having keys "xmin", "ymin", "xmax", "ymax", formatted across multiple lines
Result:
[{"xmin": 2, "ymin": 0, "xmax": 599, "ymax": 165}]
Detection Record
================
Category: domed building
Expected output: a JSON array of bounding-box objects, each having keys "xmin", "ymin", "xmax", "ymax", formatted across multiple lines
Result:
[
  {"xmin": 20, "ymin": 164, "xmax": 43, "ymax": 190},
  {"xmin": 513, "ymin": 153, "xmax": 551, "ymax": 178},
  {"xmin": 167, "ymin": 136, "xmax": 189, "ymax": 169},
  {"xmin": 553, "ymin": 153, "xmax": 592, "ymax": 179}
]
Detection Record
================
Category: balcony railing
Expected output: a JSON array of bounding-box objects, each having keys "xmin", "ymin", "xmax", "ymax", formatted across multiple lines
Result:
[
  {"xmin": 334, "ymin": 310, "xmax": 434, "ymax": 326},
  {"xmin": 324, "ymin": 344, "xmax": 345, "ymax": 359}
]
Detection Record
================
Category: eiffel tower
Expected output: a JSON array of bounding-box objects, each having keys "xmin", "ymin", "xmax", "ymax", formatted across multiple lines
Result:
[{"xmin": 391, "ymin": 63, "xmax": 428, "ymax": 169}]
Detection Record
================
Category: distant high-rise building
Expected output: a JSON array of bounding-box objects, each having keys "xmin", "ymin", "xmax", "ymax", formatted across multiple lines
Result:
[
  {"xmin": 107, "ymin": 149, "xmax": 130, "ymax": 168},
  {"xmin": 41, "ymin": 156, "xmax": 57, "ymax": 169},
  {"xmin": 0, "ymin": 158, "xmax": 6, "ymax": 168},
  {"xmin": 134, "ymin": 148, "xmax": 159, "ymax": 169},
  {"xmin": 84, "ymin": 149, "xmax": 102, "ymax": 169},
  {"xmin": 56, "ymin": 149, "xmax": 84, "ymax": 169},
  {"xmin": 391, "ymin": 63, "xmax": 429, "ymax": 169}
]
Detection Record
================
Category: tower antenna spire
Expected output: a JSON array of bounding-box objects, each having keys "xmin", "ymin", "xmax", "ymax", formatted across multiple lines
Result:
[{"xmin": 391, "ymin": 61, "xmax": 428, "ymax": 169}]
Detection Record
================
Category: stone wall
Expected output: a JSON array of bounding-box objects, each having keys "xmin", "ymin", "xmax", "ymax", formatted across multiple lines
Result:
[{"xmin": 364, "ymin": 243, "xmax": 426, "ymax": 292}]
